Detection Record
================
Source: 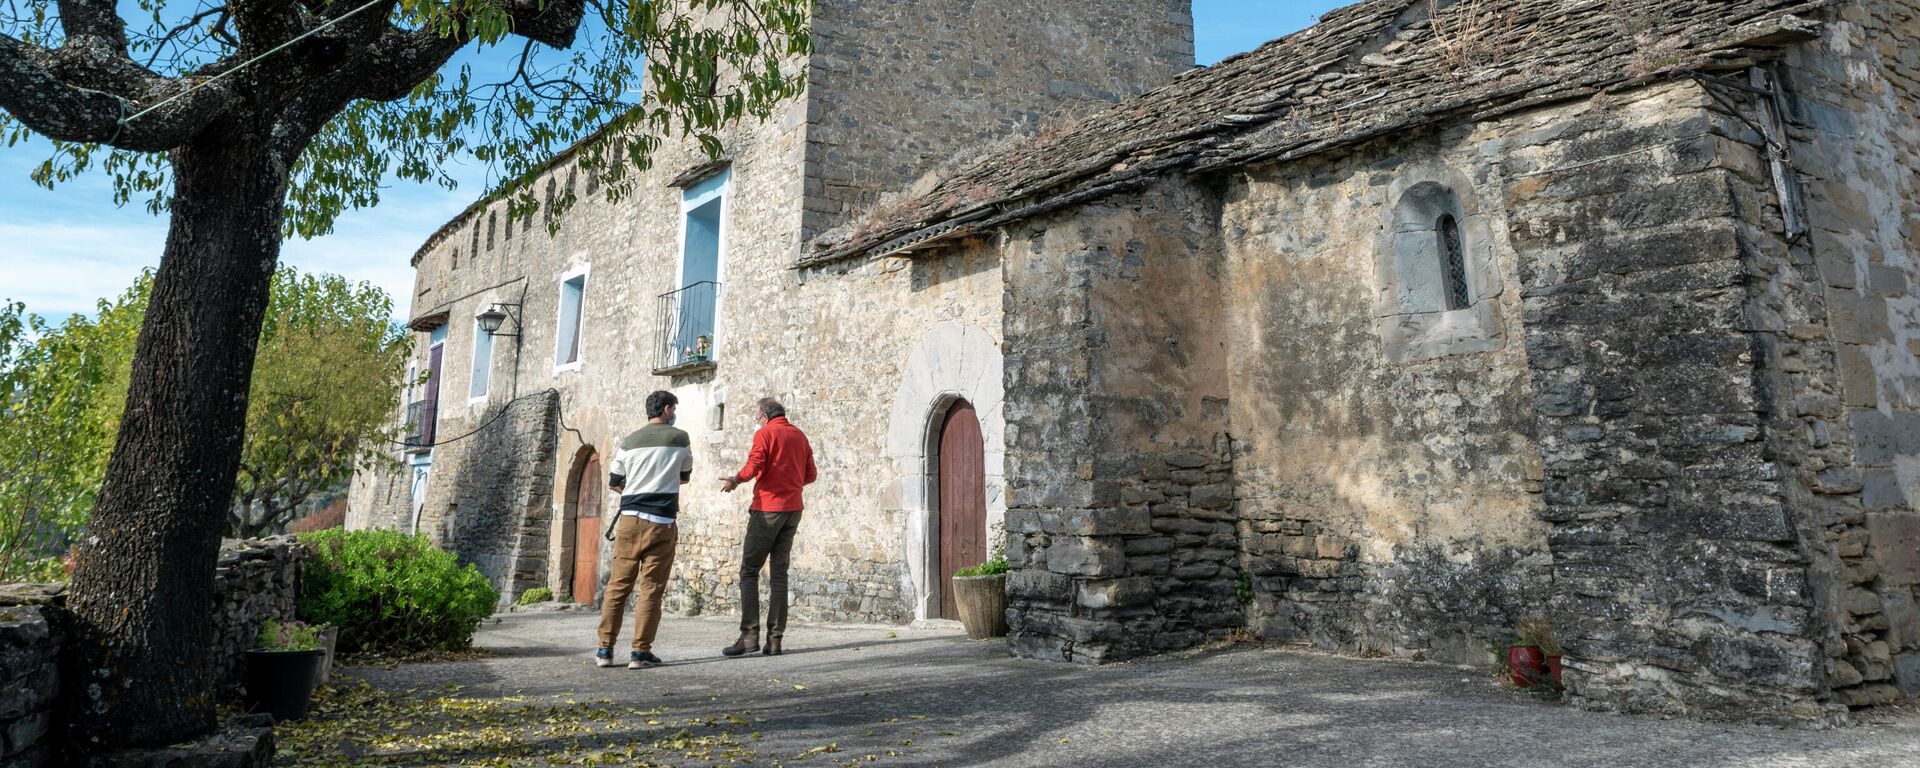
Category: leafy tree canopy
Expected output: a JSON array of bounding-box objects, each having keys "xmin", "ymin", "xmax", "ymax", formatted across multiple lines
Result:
[
  {"xmin": 0, "ymin": 268, "xmax": 411, "ymax": 578},
  {"xmin": 1, "ymin": 0, "xmax": 811, "ymax": 235}
]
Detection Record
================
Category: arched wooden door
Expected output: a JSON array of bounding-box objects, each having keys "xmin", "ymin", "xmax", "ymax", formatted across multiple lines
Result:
[
  {"xmin": 938, "ymin": 400, "xmax": 987, "ymax": 619},
  {"xmin": 572, "ymin": 454, "xmax": 603, "ymax": 604}
]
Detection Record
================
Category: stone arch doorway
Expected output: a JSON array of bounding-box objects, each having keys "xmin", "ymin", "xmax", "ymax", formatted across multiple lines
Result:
[
  {"xmin": 935, "ymin": 399, "xmax": 988, "ymax": 618},
  {"xmin": 885, "ymin": 322, "xmax": 1006, "ymax": 621},
  {"xmin": 561, "ymin": 447, "xmax": 604, "ymax": 604}
]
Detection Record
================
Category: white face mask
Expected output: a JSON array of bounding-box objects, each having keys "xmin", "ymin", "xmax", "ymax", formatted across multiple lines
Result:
[{"xmin": 666, "ymin": 411, "xmax": 677, "ymax": 426}]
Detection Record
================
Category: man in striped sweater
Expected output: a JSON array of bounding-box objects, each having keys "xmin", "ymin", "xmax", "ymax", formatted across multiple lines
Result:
[{"xmin": 595, "ymin": 390, "xmax": 693, "ymax": 669}]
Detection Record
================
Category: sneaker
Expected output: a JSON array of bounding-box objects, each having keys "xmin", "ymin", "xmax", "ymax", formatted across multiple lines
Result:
[
  {"xmin": 594, "ymin": 648, "xmax": 615, "ymax": 668},
  {"xmin": 630, "ymin": 651, "xmax": 664, "ymax": 669}
]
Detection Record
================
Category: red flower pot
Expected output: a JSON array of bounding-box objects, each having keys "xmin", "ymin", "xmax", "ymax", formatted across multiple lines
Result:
[
  {"xmin": 1508, "ymin": 645, "xmax": 1548, "ymax": 687},
  {"xmin": 1544, "ymin": 653, "xmax": 1564, "ymax": 682}
]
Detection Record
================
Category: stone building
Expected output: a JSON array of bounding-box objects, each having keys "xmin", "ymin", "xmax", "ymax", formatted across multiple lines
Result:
[{"xmin": 352, "ymin": 0, "xmax": 1920, "ymax": 723}]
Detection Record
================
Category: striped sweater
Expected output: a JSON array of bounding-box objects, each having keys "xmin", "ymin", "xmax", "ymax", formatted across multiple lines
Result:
[{"xmin": 607, "ymin": 423, "xmax": 693, "ymax": 520}]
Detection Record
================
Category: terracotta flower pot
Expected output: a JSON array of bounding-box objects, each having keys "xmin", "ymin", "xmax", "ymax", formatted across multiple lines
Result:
[
  {"xmin": 1508, "ymin": 645, "xmax": 1548, "ymax": 687},
  {"xmin": 951, "ymin": 574, "xmax": 1009, "ymax": 640},
  {"xmin": 243, "ymin": 649, "xmax": 326, "ymax": 722}
]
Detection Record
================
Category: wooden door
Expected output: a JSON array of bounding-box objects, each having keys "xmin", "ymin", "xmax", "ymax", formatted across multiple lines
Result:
[
  {"xmin": 938, "ymin": 400, "xmax": 987, "ymax": 619},
  {"xmin": 572, "ymin": 454, "xmax": 603, "ymax": 604}
]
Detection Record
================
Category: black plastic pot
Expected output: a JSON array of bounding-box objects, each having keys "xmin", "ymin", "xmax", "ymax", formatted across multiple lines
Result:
[{"xmin": 242, "ymin": 648, "xmax": 325, "ymax": 722}]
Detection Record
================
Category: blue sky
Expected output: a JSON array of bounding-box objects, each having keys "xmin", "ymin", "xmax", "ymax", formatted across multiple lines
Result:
[{"xmin": 0, "ymin": 1, "xmax": 1345, "ymax": 320}]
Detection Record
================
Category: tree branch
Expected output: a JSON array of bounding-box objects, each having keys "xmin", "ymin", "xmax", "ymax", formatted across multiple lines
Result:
[
  {"xmin": 57, "ymin": 0, "xmax": 130, "ymax": 52},
  {"xmin": 0, "ymin": 34, "xmax": 233, "ymax": 150}
]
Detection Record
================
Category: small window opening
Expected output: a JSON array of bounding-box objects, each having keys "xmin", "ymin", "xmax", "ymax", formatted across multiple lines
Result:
[
  {"xmin": 1438, "ymin": 213, "xmax": 1469, "ymax": 310},
  {"xmin": 451, "ymin": 248, "xmax": 460, "ymax": 271},
  {"xmin": 470, "ymin": 222, "xmax": 480, "ymax": 261},
  {"xmin": 556, "ymin": 273, "xmax": 587, "ymax": 367},
  {"xmin": 487, "ymin": 211, "xmax": 497, "ymax": 251}
]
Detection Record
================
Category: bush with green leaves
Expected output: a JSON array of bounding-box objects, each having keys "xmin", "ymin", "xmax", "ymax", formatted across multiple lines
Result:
[
  {"xmin": 297, "ymin": 529, "xmax": 497, "ymax": 654},
  {"xmin": 516, "ymin": 587, "xmax": 554, "ymax": 606}
]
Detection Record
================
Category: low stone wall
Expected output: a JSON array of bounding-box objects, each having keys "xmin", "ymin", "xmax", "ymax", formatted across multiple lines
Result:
[
  {"xmin": 0, "ymin": 604, "xmax": 57, "ymax": 768},
  {"xmin": 0, "ymin": 537, "xmax": 304, "ymax": 766}
]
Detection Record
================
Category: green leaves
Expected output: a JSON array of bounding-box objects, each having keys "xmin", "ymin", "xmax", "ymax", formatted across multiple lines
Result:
[
  {"xmin": 0, "ymin": 267, "xmax": 411, "ymax": 578},
  {"xmin": 297, "ymin": 529, "xmax": 500, "ymax": 654}
]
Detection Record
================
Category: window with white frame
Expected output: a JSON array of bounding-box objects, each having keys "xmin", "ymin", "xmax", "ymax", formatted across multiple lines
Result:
[
  {"xmin": 555, "ymin": 267, "xmax": 588, "ymax": 370},
  {"xmin": 657, "ymin": 168, "xmax": 727, "ymax": 370},
  {"xmin": 470, "ymin": 315, "xmax": 495, "ymax": 400}
]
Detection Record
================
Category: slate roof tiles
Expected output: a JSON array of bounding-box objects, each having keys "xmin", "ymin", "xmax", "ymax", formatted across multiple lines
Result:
[{"xmin": 798, "ymin": 0, "xmax": 1832, "ymax": 268}]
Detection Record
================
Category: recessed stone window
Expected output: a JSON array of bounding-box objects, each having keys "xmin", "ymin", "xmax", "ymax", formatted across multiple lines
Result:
[{"xmin": 1372, "ymin": 172, "xmax": 1504, "ymax": 362}]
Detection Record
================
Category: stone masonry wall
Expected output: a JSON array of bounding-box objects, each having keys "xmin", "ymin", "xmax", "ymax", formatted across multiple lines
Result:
[
  {"xmin": 1220, "ymin": 119, "xmax": 1549, "ymax": 666},
  {"xmin": 431, "ymin": 391, "xmax": 560, "ymax": 605},
  {"xmin": 0, "ymin": 603, "xmax": 55, "ymax": 768},
  {"xmin": 802, "ymin": 0, "xmax": 1193, "ymax": 240},
  {"xmin": 1003, "ymin": 179, "xmax": 1243, "ymax": 663},
  {"xmin": 1505, "ymin": 80, "xmax": 1834, "ymax": 723},
  {"xmin": 0, "ymin": 538, "xmax": 303, "ymax": 766},
  {"xmin": 1765, "ymin": 0, "xmax": 1920, "ymax": 709},
  {"xmin": 350, "ymin": 0, "xmax": 1192, "ymax": 625}
]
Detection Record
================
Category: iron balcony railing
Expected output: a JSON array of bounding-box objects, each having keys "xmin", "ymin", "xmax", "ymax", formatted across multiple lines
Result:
[
  {"xmin": 653, "ymin": 281, "xmax": 722, "ymax": 372},
  {"xmin": 403, "ymin": 399, "xmax": 437, "ymax": 449}
]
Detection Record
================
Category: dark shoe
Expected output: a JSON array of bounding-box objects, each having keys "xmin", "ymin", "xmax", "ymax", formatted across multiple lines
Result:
[
  {"xmin": 763, "ymin": 639, "xmax": 782, "ymax": 656},
  {"xmin": 629, "ymin": 651, "xmax": 664, "ymax": 669},
  {"xmin": 594, "ymin": 648, "xmax": 616, "ymax": 668},
  {"xmin": 721, "ymin": 634, "xmax": 760, "ymax": 657}
]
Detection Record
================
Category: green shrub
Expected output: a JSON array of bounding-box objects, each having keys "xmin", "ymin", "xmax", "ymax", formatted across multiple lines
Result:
[
  {"xmin": 516, "ymin": 587, "xmax": 553, "ymax": 606},
  {"xmin": 256, "ymin": 619, "xmax": 327, "ymax": 652},
  {"xmin": 954, "ymin": 553, "xmax": 1009, "ymax": 578},
  {"xmin": 297, "ymin": 529, "xmax": 497, "ymax": 654}
]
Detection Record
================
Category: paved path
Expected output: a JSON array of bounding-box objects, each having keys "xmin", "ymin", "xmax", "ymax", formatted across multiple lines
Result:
[{"xmin": 317, "ymin": 611, "xmax": 1920, "ymax": 768}]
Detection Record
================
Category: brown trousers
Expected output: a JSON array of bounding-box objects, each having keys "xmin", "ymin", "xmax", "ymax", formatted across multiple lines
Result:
[
  {"xmin": 739, "ymin": 510, "xmax": 802, "ymax": 640},
  {"xmin": 597, "ymin": 515, "xmax": 678, "ymax": 652}
]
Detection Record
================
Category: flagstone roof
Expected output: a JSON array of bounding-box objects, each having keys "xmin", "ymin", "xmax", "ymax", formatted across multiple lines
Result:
[{"xmin": 798, "ymin": 0, "xmax": 1831, "ymax": 268}]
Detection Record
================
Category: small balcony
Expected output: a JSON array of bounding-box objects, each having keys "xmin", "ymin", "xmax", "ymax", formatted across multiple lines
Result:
[
  {"xmin": 652, "ymin": 281, "xmax": 722, "ymax": 376},
  {"xmin": 403, "ymin": 399, "xmax": 437, "ymax": 451}
]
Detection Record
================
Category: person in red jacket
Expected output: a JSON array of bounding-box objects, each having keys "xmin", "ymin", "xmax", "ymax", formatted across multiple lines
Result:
[{"xmin": 719, "ymin": 398, "xmax": 817, "ymax": 657}]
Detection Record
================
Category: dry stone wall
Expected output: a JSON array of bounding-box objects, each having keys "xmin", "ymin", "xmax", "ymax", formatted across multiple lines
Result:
[{"xmin": 0, "ymin": 538, "xmax": 303, "ymax": 766}]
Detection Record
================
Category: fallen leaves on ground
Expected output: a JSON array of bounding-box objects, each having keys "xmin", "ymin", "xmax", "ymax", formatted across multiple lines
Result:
[{"xmin": 276, "ymin": 681, "xmax": 898, "ymax": 767}]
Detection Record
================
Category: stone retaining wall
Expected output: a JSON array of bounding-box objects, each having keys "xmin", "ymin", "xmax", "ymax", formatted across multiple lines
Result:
[
  {"xmin": 0, "ymin": 604, "xmax": 56, "ymax": 768},
  {"xmin": 0, "ymin": 537, "xmax": 304, "ymax": 765}
]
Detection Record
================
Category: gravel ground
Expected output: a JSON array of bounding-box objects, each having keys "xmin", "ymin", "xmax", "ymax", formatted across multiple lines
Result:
[{"xmin": 327, "ymin": 610, "xmax": 1920, "ymax": 768}]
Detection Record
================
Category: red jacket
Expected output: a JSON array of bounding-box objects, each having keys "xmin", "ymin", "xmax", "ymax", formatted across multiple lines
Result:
[{"xmin": 734, "ymin": 417, "xmax": 816, "ymax": 512}]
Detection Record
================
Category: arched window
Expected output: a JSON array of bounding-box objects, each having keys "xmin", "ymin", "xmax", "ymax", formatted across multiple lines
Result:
[
  {"xmin": 1376, "ymin": 176, "xmax": 1504, "ymax": 362},
  {"xmin": 1438, "ymin": 213, "xmax": 1469, "ymax": 310}
]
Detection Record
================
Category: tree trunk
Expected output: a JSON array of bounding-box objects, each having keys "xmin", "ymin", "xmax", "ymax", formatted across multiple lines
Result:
[{"xmin": 63, "ymin": 120, "xmax": 294, "ymax": 751}]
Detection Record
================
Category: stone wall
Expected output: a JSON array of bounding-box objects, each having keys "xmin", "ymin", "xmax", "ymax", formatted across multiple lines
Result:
[
  {"xmin": 1001, "ymin": 179, "xmax": 1244, "ymax": 663},
  {"xmin": 1765, "ymin": 0, "xmax": 1920, "ymax": 709},
  {"xmin": 802, "ymin": 0, "xmax": 1194, "ymax": 239},
  {"xmin": 1502, "ymin": 80, "xmax": 1839, "ymax": 722},
  {"xmin": 0, "ymin": 604, "xmax": 56, "ymax": 767},
  {"xmin": 0, "ymin": 537, "xmax": 303, "ymax": 766},
  {"xmin": 347, "ymin": 0, "xmax": 1188, "ymax": 626},
  {"xmin": 1219, "ymin": 118, "xmax": 1549, "ymax": 666}
]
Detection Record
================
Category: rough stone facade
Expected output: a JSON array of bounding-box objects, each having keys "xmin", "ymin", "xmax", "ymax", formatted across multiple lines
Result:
[
  {"xmin": 349, "ymin": 0, "xmax": 1920, "ymax": 724},
  {"xmin": 347, "ymin": 0, "xmax": 1194, "ymax": 620},
  {"xmin": 0, "ymin": 538, "xmax": 302, "ymax": 766}
]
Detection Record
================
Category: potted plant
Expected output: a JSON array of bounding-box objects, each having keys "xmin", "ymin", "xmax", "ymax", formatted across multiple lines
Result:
[
  {"xmin": 244, "ymin": 619, "xmax": 329, "ymax": 721},
  {"xmin": 1507, "ymin": 617, "xmax": 1560, "ymax": 688},
  {"xmin": 951, "ymin": 553, "xmax": 1010, "ymax": 640}
]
